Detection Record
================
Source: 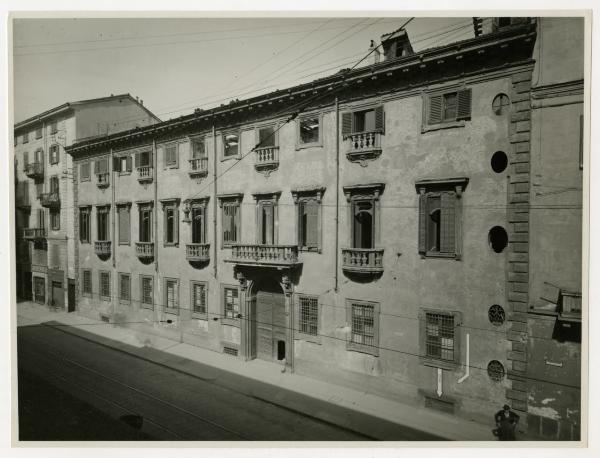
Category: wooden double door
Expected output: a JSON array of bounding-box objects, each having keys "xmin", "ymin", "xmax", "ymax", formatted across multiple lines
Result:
[{"xmin": 254, "ymin": 281, "xmax": 286, "ymax": 362}]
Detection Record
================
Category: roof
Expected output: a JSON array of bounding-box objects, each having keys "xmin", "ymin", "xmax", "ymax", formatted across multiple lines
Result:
[
  {"xmin": 14, "ymin": 93, "xmax": 161, "ymax": 131},
  {"xmin": 66, "ymin": 20, "xmax": 537, "ymax": 155}
]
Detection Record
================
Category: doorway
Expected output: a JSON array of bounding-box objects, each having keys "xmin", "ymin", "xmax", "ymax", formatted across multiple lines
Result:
[
  {"xmin": 254, "ymin": 278, "xmax": 286, "ymax": 362},
  {"xmin": 68, "ymin": 279, "xmax": 76, "ymax": 312},
  {"xmin": 51, "ymin": 281, "xmax": 64, "ymax": 310}
]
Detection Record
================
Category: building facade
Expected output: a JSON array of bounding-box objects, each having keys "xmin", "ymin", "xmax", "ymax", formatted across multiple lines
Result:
[
  {"xmin": 14, "ymin": 94, "xmax": 160, "ymax": 311},
  {"xmin": 50, "ymin": 18, "xmax": 583, "ymax": 438}
]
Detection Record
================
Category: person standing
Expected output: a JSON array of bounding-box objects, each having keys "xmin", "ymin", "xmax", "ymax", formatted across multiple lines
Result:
[{"xmin": 494, "ymin": 404, "xmax": 520, "ymax": 440}]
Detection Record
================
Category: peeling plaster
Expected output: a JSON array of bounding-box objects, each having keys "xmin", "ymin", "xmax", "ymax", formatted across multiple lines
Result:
[{"xmin": 528, "ymin": 405, "xmax": 561, "ymax": 420}]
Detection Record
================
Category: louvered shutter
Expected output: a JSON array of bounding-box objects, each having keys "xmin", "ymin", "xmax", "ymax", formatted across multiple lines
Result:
[
  {"xmin": 457, "ymin": 88, "xmax": 472, "ymax": 120},
  {"xmin": 440, "ymin": 192, "xmax": 456, "ymax": 253},
  {"xmin": 134, "ymin": 152, "xmax": 140, "ymax": 168},
  {"xmin": 113, "ymin": 156, "xmax": 120, "ymax": 172},
  {"xmin": 341, "ymin": 112, "xmax": 353, "ymax": 138},
  {"xmin": 428, "ymin": 95, "xmax": 443, "ymax": 125},
  {"xmin": 119, "ymin": 207, "xmax": 130, "ymax": 244},
  {"xmin": 148, "ymin": 150, "xmax": 153, "ymax": 166},
  {"xmin": 374, "ymin": 105, "xmax": 385, "ymax": 133},
  {"xmin": 126, "ymin": 155, "xmax": 132, "ymax": 172},
  {"xmin": 93, "ymin": 160, "xmax": 97, "ymax": 174},
  {"xmin": 418, "ymin": 191, "xmax": 427, "ymax": 254},
  {"xmin": 102, "ymin": 158, "xmax": 109, "ymax": 173},
  {"xmin": 305, "ymin": 201, "xmax": 319, "ymax": 248}
]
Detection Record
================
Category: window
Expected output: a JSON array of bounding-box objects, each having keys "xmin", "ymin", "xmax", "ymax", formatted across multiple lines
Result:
[
  {"xmin": 80, "ymin": 162, "xmax": 91, "ymax": 181},
  {"xmin": 82, "ymin": 269, "xmax": 92, "ymax": 297},
  {"xmin": 35, "ymin": 127, "xmax": 42, "ymax": 139},
  {"xmin": 164, "ymin": 143, "xmax": 179, "ymax": 167},
  {"xmin": 79, "ymin": 207, "xmax": 91, "ymax": 243},
  {"xmin": 298, "ymin": 115, "xmax": 321, "ymax": 147},
  {"xmin": 36, "ymin": 183, "xmax": 43, "ymax": 199},
  {"xmin": 162, "ymin": 200, "xmax": 179, "ymax": 246},
  {"xmin": 419, "ymin": 309, "xmax": 461, "ymax": 369},
  {"xmin": 119, "ymin": 273, "xmax": 130, "ymax": 304},
  {"xmin": 140, "ymin": 275, "xmax": 153, "ymax": 308},
  {"xmin": 49, "ymin": 145, "xmax": 59, "ymax": 164},
  {"xmin": 298, "ymin": 295, "xmax": 319, "ymax": 339},
  {"xmin": 416, "ymin": 178, "xmax": 468, "ymax": 259},
  {"xmin": 191, "ymin": 281, "xmax": 208, "ymax": 318},
  {"xmin": 97, "ymin": 206, "xmax": 110, "ymax": 241},
  {"xmin": 135, "ymin": 150, "xmax": 153, "ymax": 168},
  {"xmin": 223, "ymin": 131, "xmax": 240, "ymax": 159},
  {"xmin": 492, "ymin": 93, "xmax": 510, "ymax": 115},
  {"xmin": 222, "ymin": 285, "xmax": 240, "ymax": 324},
  {"xmin": 292, "ymin": 188, "xmax": 325, "ymax": 252},
  {"xmin": 257, "ymin": 125, "xmax": 276, "ymax": 148},
  {"xmin": 23, "ymin": 151, "xmax": 28, "ymax": 168},
  {"xmin": 50, "ymin": 121, "xmax": 58, "ymax": 134},
  {"xmin": 164, "ymin": 278, "xmax": 179, "ymax": 313},
  {"xmin": 139, "ymin": 205, "xmax": 153, "ymax": 243},
  {"xmin": 37, "ymin": 208, "xmax": 45, "ymax": 229},
  {"xmin": 94, "ymin": 157, "xmax": 110, "ymax": 186},
  {"xmin": 218, "ymin": 194, "xmax": 243, "ymax": 247},
  {"xmin": 34, "ymin": 148, "xmax": 43, "ymax": 165},
  {"xmin": 346, "ymin": 300, "xmax": 379, "ymax": 356},
  {"xmin": 191, "ymin": 137, "xmax": 206, "ymax": 158},
  {"xmin": 23, "ymin": 132, "xmax": 29, "ymax": 144},
  {"xmin": 117, "ymin": 204, "xmax": 130, "ymax": 245},
  {"xmin": 50, "ymin": 209, "xmax": 60, "ymax": 230},
  {"xmin": 33, "ymin": 277, "xmax": 45, "ymax": 304},
  {"xmin": 114, "ymin": 155, "xmax": 132, "ymax": 173},
  {"xmin": 254, "ymin": 193, "xmax": 280, "ymax": 245},
  {"xmin": 191, "ymin": 200, "xmax": 208, "ymax": 243},
  {"xmin": 343, "ymin": 183, "xmax": 385, "ymax": 249},
  {"xmin": 99, "ymin": 271, "xmax": 110, "ymax": 301},
  {"xmin": 425, "ymin": 88, "xmax": 472, "ymax": 128},
  {"xmin": 50, "ymin": 176, "xmax": 59, "ymax": 194},
  {"xmin": 342, "ymin": 106, "xmax": 384, "ymax": 137}
]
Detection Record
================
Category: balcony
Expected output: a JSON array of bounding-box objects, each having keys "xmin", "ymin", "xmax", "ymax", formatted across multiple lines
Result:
[
  {"xmin": 40, "ymin": 191, "xmax": 60, "ymax": 208},
  {"xmin": 226, "ymin": 244, "xmax": 301, "ymax": 267},
  {"xmin": 188, "ymin": 158, "xmax": 208, "ymax": 178},
  {"xmin": 135, "ymin": 241, "xmax": 154, "ymax": 259},
  {"xmin": 254, "ymin": 146, "xmax": 279, "ymax": 176},
  {"xmin": 186, "ymin": 243, "xmax": 210, "ymax": 262},
  {"xmin": 94, "ymin": 240, "xmax": 112, "ymax": 257},
  {"xmin": 137, "ymin": 166, "xmax": 153, "ymax": 183},
  {"xmin": 24, "ymin": 162, "xmax": 44, "ymax": 180},
  {"xmin": 23, "ymin": 228, "xmax": 46, "ymax": 240},
  {"xmin": 346, "ymin": 131, "xmax": 382, "ymax": 166},
  {"xmin": 342, "ymin": 248, "xmax": 384, "ymax": 274},
  {"xmin": 96, "ymin": 173, "xmax": 110, "ymax": 188}
]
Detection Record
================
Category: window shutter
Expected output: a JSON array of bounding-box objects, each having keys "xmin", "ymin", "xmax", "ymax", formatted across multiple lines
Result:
[
  {"xmin": 341, "ymin": 112, "xmax": 353, "ymax": 138},
  {"xmin": 148, "ymin": 150, "xmax": 153, "ymax": 166},
  {"xmin": 134, "ymin": 152, "xmax": 140, "ymax": 168},
  {"xmin": 418, "ymin": 192, "xmax": 427, "ymax": 254},
  {"xmin": 428, "ymin": 95, "xmax": 443, "ymax": 125},
  {"xmin": 119, "ymin": 207, "xmax": 130, "ymax": 244},
  {"xmin": 126, "ymin": 155, "xmax": 132, "ymax": 172},
  {"xmin": 113, "ymin": 156, "xmax": 120, "ymax": 172},
  {"xmin": 93, "ymin": 160, "xmax": 98, "ymax": 175},
  {"xmin": 374, "ymin": 105, "xmax": 385, "ymax": 133},
  {"xmin": 102, "ymin": 158, "xmax": 109, "ymax": 173},
  {"xmin": 305, "ymin": 201, "xmax": 319, "ymax": 248},
  {"xmin": 457, "ymin": 88, "xmax": 472, "ymax": 119},
  {"xmin": 440, "ymin": 192, "xmax": 456, "ymax": 253},
  {"xmin": 23, "ymin": 152, "xmax": 28, "ymax": 166}
]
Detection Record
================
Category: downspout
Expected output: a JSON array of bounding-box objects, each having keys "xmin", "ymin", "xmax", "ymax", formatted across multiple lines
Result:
[
  {"xmin": 212, "ymin": 125, "xmax": 218, "ymax": 278},
  {"xmin": 110, "ymin": 147, "xmax": 116, "ymax": 320},
  {"xmin": 334, "ymin": 97, "xmax": 340, "ymax": 292},
  {"xmin": 153, "ymin": 139, "xmax": 158, "ymax": 274},
  {"xmin": 457, "ymin": 333, "xmax": 470, "ymax": 383}
]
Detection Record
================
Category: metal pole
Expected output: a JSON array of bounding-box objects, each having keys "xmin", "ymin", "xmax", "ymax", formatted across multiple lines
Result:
[
  {"xmin": 110, "ymin": 147, "xmax": 116, "ymax": 320},
  {"xmin": 153, "ymin": 139, "xmax": 158, "ymax": 273},
  {"xmin": 212, "ymin": 125, "xmax": 218, "ymax": 278},
  {"xmin": 335, "ymin": 97, "xmax": 340, "ymax": 292}
]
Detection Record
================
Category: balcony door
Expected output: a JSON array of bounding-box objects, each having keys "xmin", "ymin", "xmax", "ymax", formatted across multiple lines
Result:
[
  {"xmin": 139, "ymin": 208, "xmax": 152, "ymax": 242},
  {"xmin": 34, "ymin": 149, "xmax": 43, "ymax": 164},
  {"xmin": 352, "ymin": 200, "xmax": 374, "ymax": 249},
  {"xmin": 259, "ymin": 202, "xmax": 275, "ymax": 245},
  {"xmin": 191, "ymin": 206, "xmax": 205, "ymax": 244}
]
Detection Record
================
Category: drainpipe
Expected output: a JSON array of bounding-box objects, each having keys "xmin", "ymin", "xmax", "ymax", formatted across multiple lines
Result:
[
  {"xmin": 457, "ymin": 333, "xmax": 470, "ymax": 383},
  {"xmin": 110, "ymin": 147, "xmax": 116, "ymax": 320},
  {"xmin": 153, "ymin": 139, "xmax": 158, "ymax": 273},
  {"xmin": 212, "ymin": 125, "xmax": 218, "ymax": 278},
  {"xmin": 334, "ymin": 97, "xmax": 340, "ymax": 292}
]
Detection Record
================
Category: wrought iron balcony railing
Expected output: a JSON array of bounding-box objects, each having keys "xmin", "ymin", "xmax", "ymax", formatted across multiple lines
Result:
[
  {"xmin": 135, "ymin": 241, "xmax": 154, "ymax": 259},
  {"xmin": 40, "ymin": 191, "xmax": 60, "ymax": 208},
  {"xmin": 226, "ymin": 244, "xmax": 300, "ymax": 267},
  {"xmin": 342, "ymin": 248, "xmax": 384, "ymax": 274},
  {"xmin": 188, "ymin": 157, "xmax": 209, "ymax": 177},
  {"xmin": 24, "ymin": 162, "xmax": 44, "ymax": 180},
  {"xmin": 186, "ymin": 243, "xmax": 210, "ymax": 262},
  {"xmin": 94, "ymin": 240, "xmax": 112, "ymax": 257}
]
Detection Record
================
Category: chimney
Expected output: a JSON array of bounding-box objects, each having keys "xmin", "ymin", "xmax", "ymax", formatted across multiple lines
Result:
[
  {"xmin": 380, "ymin": 29, "xmax": 414, "ymax": 61},
  {"xmin": 140, "ymin": 99, "xmax": 143, "ymax": 106},
  {"xmin": 369, "ymin": 40, "xmax": 381, "ymax": 65}
]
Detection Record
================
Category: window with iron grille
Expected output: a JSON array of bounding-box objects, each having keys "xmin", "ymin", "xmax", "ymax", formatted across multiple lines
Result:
[
  {"xmin": 298, "ymin": 295, "xmax": 318, "ymax": 337},
  {"xmin": 346, "ymin": 300, "xmax": 379, "ymax": 356},
  {"xmin": 221, "ymin": 201, "xmax": 240, "ymax": 246},
  {"xmin": 99, "ymin": 271, "xmax": 110, "ymax": 301},
  {"xmin": 191, "ymin": 281, "xmax": 208, "ymax": 318},
  {"xmin": 222, "ymin": 285, "xmax": 240, "ymax": 324},
  {"xmin": 80, "ymin": 162, "xmax": 91, "ymax": 181},
  {"xmin": 164, "ymin": 278, "xmax": 179, "ymax": 313},
  {"xmin": 140, "ymin": 275, "xmax": 153, "ymax": 308},
  {"xmin": 119, "ymin": 273, "xmax": 130, "ymax": 303},
  {"xmin": 419, "ymin": 309, "xmax": 461, "ymax": 369},
  {"xmin": 49, "ymin": 145, "xmax": 59, "ymax": 164},
  {"xmin": 82, "ymin": 269, "xmax": 92, "ymax": 297}
]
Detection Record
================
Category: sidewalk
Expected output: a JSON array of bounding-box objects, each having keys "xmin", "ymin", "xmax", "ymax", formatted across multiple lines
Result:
[{"xmin": 16, "ymin": 301, "xmax": 502, "ymax": 441}]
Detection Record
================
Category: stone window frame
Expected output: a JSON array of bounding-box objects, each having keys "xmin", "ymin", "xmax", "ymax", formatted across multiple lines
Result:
[
  {"xmin": 22, "ymin": 132, "xmax": 29, "ymax": 144},
  {"xmin": 116, "ymin": 202, "xmax": 132, "ymax": 246},
  {"xmin": 96, "ymin": 204, "xmax": 111, "ymax": 242},
  {"xmin": 189, "ymin": 135, "xmax": 208, "ymax": 159},
  {"xmin": 35, "ymin": 127, "xmax": 43, "ymax": 139},
  {"xmin": 418, "ymin": 308, "xmax": 462, "ymax": 370},
  {"xmin": 50, "ymin": 208, "xmax": 60, "ymax": 231},
  {"xmin": 49, "ymin": 144, "xmax": 60, "ymax": 165},
  {"xmin": 291, "ymin": 187, "xmax": 326, "ymax": 253},
  {"xmin": 295, "ymin": 293, "xmax": 321, "ymax": 344},
  {"xmin": 296, "ymin": 111, "xmax": 323, "ymax": 149},
  {"xmin": 160, "ymin": 140, "xmax": 182, "ymax": 169},
  {"xmin": 79, "ymin": 206, "xmax": 92, "ymax": 244},
  {"xmin": 221, "ymin": 283, "xmax": 241, "ymax": 327},
  {"xmin": 81, "ymin": 269, "xmax": 92, "ymax": 297},
  {"xmin": 415, "ymin": 177, "xmax": 468, "ymax": 260},
  {"xmin": 137, "ymin": 200, "xmax": 154, "ymax": 244},
  {"xmin": 140, "ymin": 274, "xmax": 154, "ymax": 310},
  {"xmin": 80, "ymin": 162, "xmax": 91, "ymax": 182},
  {"xmin": 163, "ymin": 277, "xmax": 180, "ymax": 315},
  {"xmin": 119, "ymin": 272, "xmax": 131, "ymax": 305},
  {"xmin": 160, "ymin": 198, "xmax": 180, "ymax": 247},
  {"xmin": 252, "ymin": 191, "xmax": 281, "ymax": 245},
  {"xmin": 188, "ymin": 197, "xmax": 210, "ymax": 244},
  {"xmin": 99, "ymin": 270, "xmax": 111, "ymax": 302},
  {"xmin": 422, "ymin": 84, "xmax": 472, "ymax": 133},
  {"xmin": 343, "ymin": 183, "xmax": 385, "ymax": 249},
  {"xmin": 50, "ymin": 120, "xmax": 58, "ymax": 135},
  {"xmin": 114, "ymin": 153, "xmax": 133, "ymax": 175},
  {"xmin": 254, "ymin": 121, "xmax": 279, "ymax": 149},
  {"xmin": 221, "ymin": 129, "xmax": 243, "ymax": 161},
  {"xmin": 217, "ymin": 193, "xmax": 243, "ymax": 248},
  {"xmin": 190, "ymin": 280, "xmax": 208, "ymax": 320},
  {"xmin": 345, "ymin": 298, "xmax": 380, "ymax": 357}
]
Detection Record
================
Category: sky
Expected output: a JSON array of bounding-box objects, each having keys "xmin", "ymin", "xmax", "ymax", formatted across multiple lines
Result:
[{"xmin": 12, "ymin": 16, "xmax": 474, "ymax": 124}]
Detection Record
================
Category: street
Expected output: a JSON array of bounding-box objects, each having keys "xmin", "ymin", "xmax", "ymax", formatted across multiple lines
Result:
[{"xmin": 17, "ymin": 322, "xmax": 441, "ymax": 441}]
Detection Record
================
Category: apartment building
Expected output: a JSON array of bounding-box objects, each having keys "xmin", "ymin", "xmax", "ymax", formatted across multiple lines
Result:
[
  {"xmin": 61, "ymin": 18, "xmax": 584, "ymax": 436},
  {"xmin": 14, "ymin": 94, "xmax": 160, "ymax": 311}
]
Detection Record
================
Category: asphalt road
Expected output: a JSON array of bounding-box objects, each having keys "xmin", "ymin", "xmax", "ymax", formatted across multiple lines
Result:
[{"xmin": 17, "ymin": 322, "xmax": 442, "ymax": 441}]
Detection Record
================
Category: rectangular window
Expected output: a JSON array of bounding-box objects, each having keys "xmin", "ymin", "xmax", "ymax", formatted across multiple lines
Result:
[
  {"xmin": 222, "ymin": 202, "xmax": 239, "ymax": 246},
  {"xmin": 223, "ymin": 132, "xmax": 240, "ymax": 158},
  {"xmin": 36, "ymin": 183, "xmax": 43, "ymax": 199},
  {"xmin": 257, "ymin": 200, "xmax": 275, "ymax": 245},
  {"xmin": 80, "ymin": 162, "xmax": 91, "ymax": 181},
  {"xmin": 298, "ymin": 295, "xmax": 318, "ymax": 336},
  {"xmin": 191, "ymin": 281, "xmax": 208, "ymax": 318},
  {"xmin": 82, "ymin": 269, "xmax": 92, "ymax": 297},
  {"xmin": 426, "ymin": 89, "xmax": 472, "ymax": 126},
  {"xmin": 419, "ymin": 309, "xmax": 461, "ymax": 369},
  {"xmin": 163, "ymin": 202, "xmax": 179, "ymax": 246},
  {"xmin": 258, "ymin": 126, "xmax": 276, "ymax": 148},
  {"xmin": 223, "ymin": 286, "xmax": 240, "ymax": 322},
  {"xmin": 114, "ymin": 155, "xmax": 132, "ymax": 173},
  {"xmin": 139, "ymin": 207, "xmax": 153, "ymax": 243},
  {"xmin": 94, "ymin": 157, "xmax": 109, "ymax": 184},
  {"xmin": 79, "ymin": 207, "xmax": 91, "ymax": 243},
  {"xmin": 298, "ymin": 115, "xmax": 321, "ymax": 146},
  {"xmin": 37, "ymin": 208, "xmax": 45, "ymax": 229},
  {"xmin": 298, "ymin": 198, "xmax": 320, "ymax": 251},
  {"xmin": 135, "ymin": 150, "xmax": 152, "ymax": 168},
  {"xmin": 140, "ymin": 275, "xmax": 153, "ymax": 308},
  {"xmin": 164, "ymin": 143, "xmax": 179, "ymax": 167},
  {"xmin": 97, "ymin": 206, "xmax": 110, "ymax": 241},
  {"xmin": 99, "ymin": 271, "xmax": 110, "ymax": 301},
  {"xmin": 49, "ymin": 145, "xmax": 59, "ymax": 164},
  {"xmin": 50, "ymin": 121, "xmax": 58, "ymax": 134},
  {"xmin": 346, "ymin": 300, "xmax": 379, "ymax": 356},
  {"xmin": 33, "ymin": 277, "xmax": 45, "ymax": 304},
  {"xmin": 23, "ymin": 132, "xmax": 29, "ymax": 144},
  {"xmin": 118, "ymin": 205, "xmax": 130, "ymax": 245},
  {"xmin": 50, "ymin": 209, "xmax": 60, "ymax": 230},
  {"xmin": 164, "ymin": 278, "xmax": 179, "ymax": 313},
  {"xmin": 50, "ymin": 176, "xmax": 59, "ymax": 193},
  {"xmin": 191, "ymin": 206, "xmax": 206, "ymax": 244},
  {"xmin": 35, "ymin": 127, "xmax": 42, "ymax": 139},
  {"xmin": 119, "ymin": 273, "xmax": 130, "ymax": 303},
  {"xmin": 23, "ymin": 151, "xmax": 29, "ymax": 168},
  {"xmin": 191, "ymin": 137, "xmax": 206, "ymax": 158}
]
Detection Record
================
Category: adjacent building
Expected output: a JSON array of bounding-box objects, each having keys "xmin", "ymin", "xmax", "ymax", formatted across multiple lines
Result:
[{"xmin": 14, "ymin": 94, "xmax": 160, "ymax": 311}]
